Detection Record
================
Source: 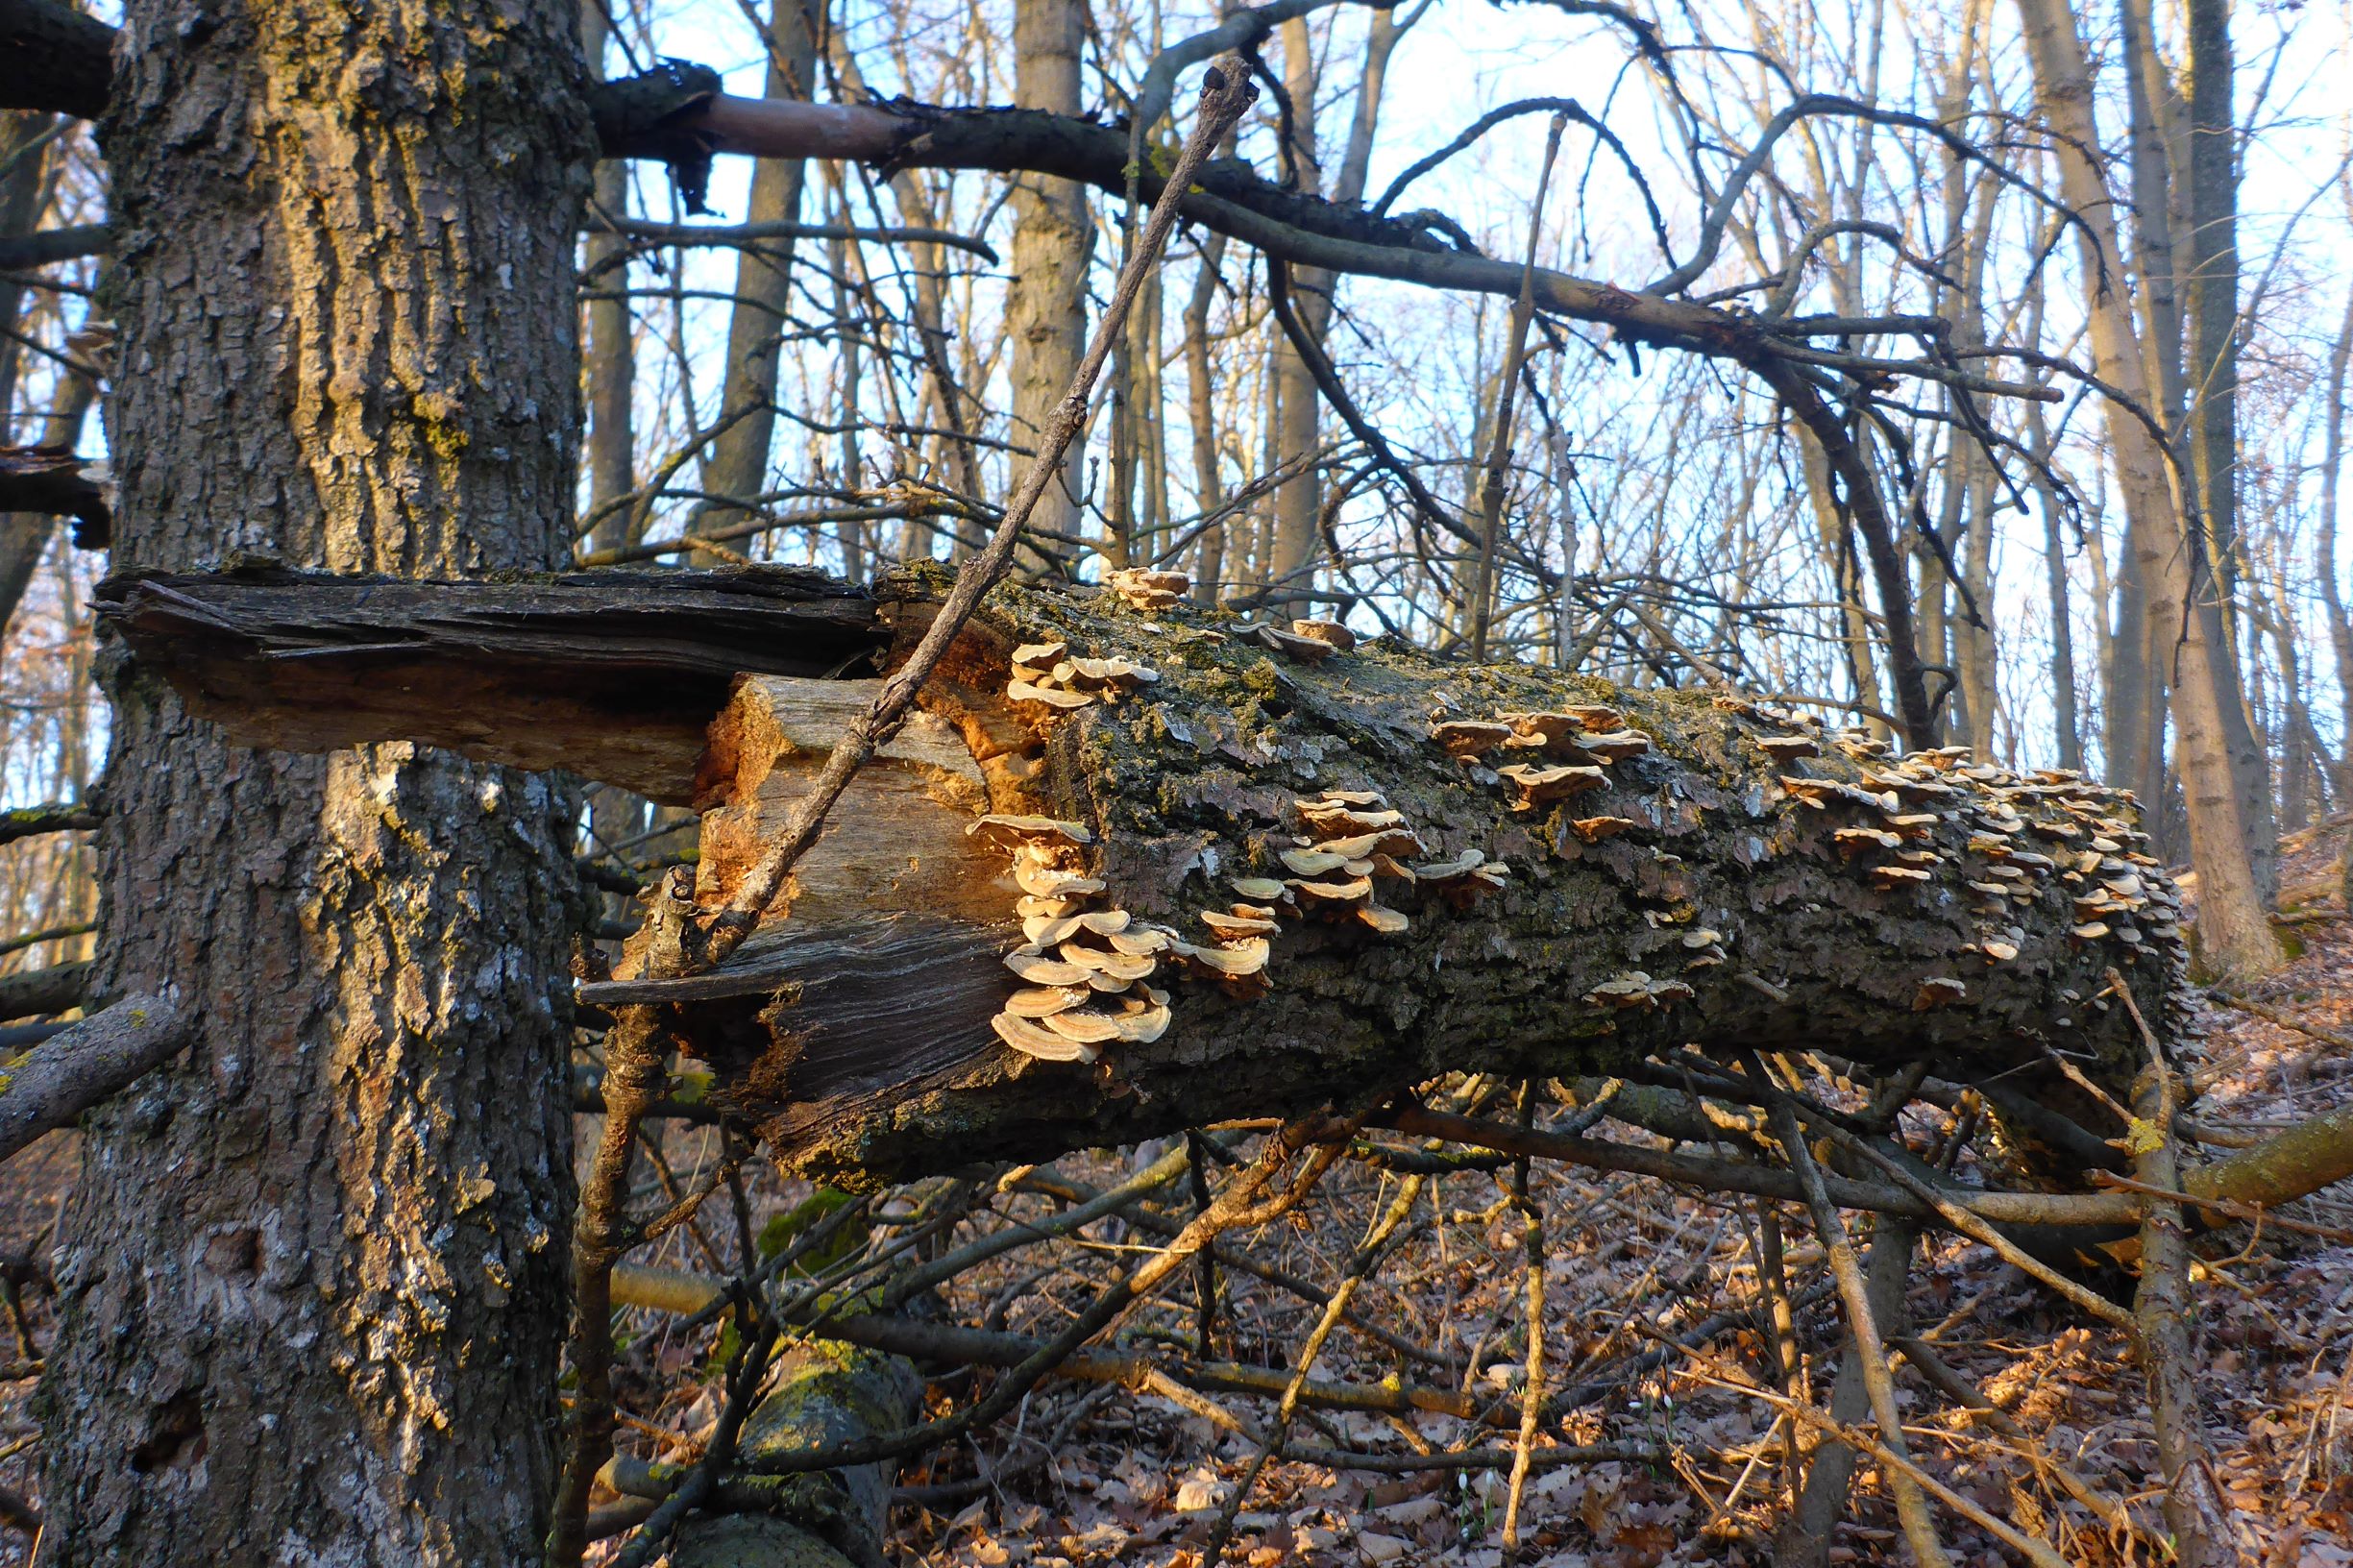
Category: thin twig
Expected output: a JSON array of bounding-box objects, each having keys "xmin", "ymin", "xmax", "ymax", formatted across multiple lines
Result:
[
  {"xmin": 1201, "ymin": 1172, "xmax": 1427, "ymax": 1561},
  {"xmin": 1500, "ymin": 1081, "xmax": 1549, "ymax": 1551},
  {"xmin": 1767, "ymin": 1096, "xmax": 1952, "ymax": 1567}
]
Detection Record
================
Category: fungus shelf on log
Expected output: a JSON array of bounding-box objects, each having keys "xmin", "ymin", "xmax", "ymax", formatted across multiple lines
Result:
[{"xmin": 98, "ymin": 563, "xmax": 2191, "ymax": 1186}]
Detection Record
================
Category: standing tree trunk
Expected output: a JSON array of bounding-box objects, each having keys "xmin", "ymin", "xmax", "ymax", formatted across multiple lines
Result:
[
  {"xmin": 1264, "ymin": 9, "xmax": 1403, "ymax": 591},
  {"xmin": 1267, "ymin": 16, "xmax": 1327, "ymax": 588},
  {"xmin": 2109, "ymin": 0, "xmax": 2178, "ymax": 821},
  {"xmin": 691, "ymin": 0, "xmax": 821, "ymax": 564},
  {"xmin": 2012, "ymin": 0, "xmax": 2282, "ymax": 981},
  {"xmin": 2180, "ymin": 0, "xmax": 2278, "ymax": 899},
  {"xmin": 2320, "ymin": 281, "xmax": 2353, "ymax": 894},
  {"xmin": 1004, "ymin": 0, "xmax": 1090, "ymax": 572},
  {"xmin": 580, "ymin": 0, "xmax": 636, "ymax": 555},
  {"xmin": 1185, "ymin": 232, "xmax": 1231, "ymax": 601},
  {"xmin": 2027, "ymin": 397, "xmax": 2084, "ymax": 772},
  {"xmin": 38, "ymin": 0, "xmax": 591, "ymax": 1560}
]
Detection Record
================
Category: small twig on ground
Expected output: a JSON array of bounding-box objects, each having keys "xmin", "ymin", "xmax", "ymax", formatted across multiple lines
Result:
[
  {"xmin": 1500, "ymin": 1081, "xmax": 1549, "ymax": 1553},
  {"xmin": 741, "ymin": 1112, "xmax": 1359, "ymax": 1479},
  {"xmin": 1887, "ymin": 1334, "xmax": 2148, "ymax": 1544},
  {"xmin": 1201, "ymin": 1171, "xmax": 1427, "ymax": 1561}
]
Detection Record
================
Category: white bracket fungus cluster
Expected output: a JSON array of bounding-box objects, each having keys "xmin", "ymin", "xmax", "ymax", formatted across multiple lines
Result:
[
  {"xmin": 970, "ymin": 815, "xmax": 1172, "ymax": 1064},
  {"xmin": 1758, "ymin": 704, "xmax": 2178, "ymax": 978},
  {"xmin": 1105, "ymin": 569, "xmax": 1191, "ymax": 612},
  {"xmin": 1582, "ymin": 970, "xmax": 1696, "ymax": 1011},
  {"xmin": 1428, "ymin": 707, "xmax": 1655, "ymax": 813},
  {"xmin": 1275, "ymin": 790, "xmax": 1426, "ymax": 934},
  {"xmin": 1006, "ymin": 640, "xmax": 1161, "ymax": 712}
]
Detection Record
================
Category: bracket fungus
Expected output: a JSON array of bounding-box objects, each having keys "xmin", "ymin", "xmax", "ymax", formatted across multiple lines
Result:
[
  {"xmin": 965, "ymin": 816, "xmax": 1183, "ymax": 1065},
  {"xmin": 1105, "ymin": 568, "xmax": 1190, "ymax": 612},
  {"xmin": 1288, "ymin": 619, "xmax": 1357, "ymax": 651},
  {"xmin": 1247, "ymin": 624, "xmax": 1337, "ymax": 662},
  {"xmin": 1831, "ymin": 826, "xmax": 1903, "ymax": 858},
  {"xmin": 1496, "ymin": 763, "xmax": 1608, "ymax": 810},
  {"xmin": 1006, "ymin": 643, "xmax": 1160, "ymax": 712},
  {"xmin": 1577, "ymin": 729, "xmax": 1654, "ymax": 763},
  {"xmin": 1913, "ymin": 976, "xmax": 1967, "ymax": 1010},
  {"xmin": 1406, "ymin": 847, "xmax": 1510, "ymax": 909},
  {"xmin": 1582, "ymin": 971, "xmax": 1696, "ymax": 1011},
  {"xmin": 1430, "ymin": 719, "xmax": 1515, "ymax": 760}
]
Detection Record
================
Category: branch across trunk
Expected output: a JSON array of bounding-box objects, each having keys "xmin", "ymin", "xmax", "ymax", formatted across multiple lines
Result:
[
  {"xmin": 104, "ymin": 567, "xmax": 2193, "ymax": 1186},
  {"xmin": 0, "ymin": 993, "xmax": 185, "ymax": 1163}
]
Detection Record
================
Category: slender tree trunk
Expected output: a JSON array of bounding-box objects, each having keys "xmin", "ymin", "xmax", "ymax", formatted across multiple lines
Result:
[
  {"xmin": 39, "ymin": 0, "xmax": 591, "ymax": 1559},
  {"xmin": 1268, "ymin": 16, "xmax": 1327, "ymax": 587},
  {"xmin": 579, "ymin": 0, "xmax": 649, "ymax": 861},
  {"xmin": 1186, "ymin": 233, "xmax": 1230, "ymax": 601},
  {"xmin": 828, "ymin": 37, "xmax": 980, "ymax": 548},
  {"xmin": 1005, "ymin": 0, "xmax": 1090, "ymax": 572},
  {"xmin": 1264, "ymin": 10, "xmax": 1404, "ymax": 589},
  {"xmin": 2013, "ymin": 0, "xmax": 2282, "ymax": 979},
  {"xmin": 2027, "ymin": 396, "xmax": 2084, "ymax": 772},
  {"xmin": 2320, "ymin": 282, "xmax": 2353, "ymax": 896},
  {"xmin": 2271, "ymin": 606, "xmax": 2312, "ymax": 831},
  {"xmin": 2184, "ymin": 0, "xmax": 2240, "ymax": 600},
  {"xmin": 692, "ymin": 0, "xmax": 821, "ymax": 560},
  {"xmin": 2179, "ymin": 0, "xmax": 2278, "ymax": 896},
  {"xmin": 2110, "ymin": 0, "xmax": 2178, "ymax": 808},
  {"xmin": 579, "ymin": 1, "xmax": 635, "ymax": 554}
]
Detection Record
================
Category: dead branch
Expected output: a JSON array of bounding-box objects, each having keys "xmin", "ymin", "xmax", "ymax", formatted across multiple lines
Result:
[{"xmin": 0, "ymin": 992, "xmax": 187, "ymax": 1163}]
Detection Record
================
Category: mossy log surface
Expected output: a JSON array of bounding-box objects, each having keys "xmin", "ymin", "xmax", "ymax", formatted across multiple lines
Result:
[
  {"xmin": 97, "ymin": 565, "xmax": 2189, "ymax": 1186},
  {"xmin": 602, "ymin": 1338, "xmax": 921, "ymax": 1568}
]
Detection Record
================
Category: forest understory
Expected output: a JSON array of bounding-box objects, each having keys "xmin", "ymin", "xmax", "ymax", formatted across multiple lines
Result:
[{"xmin": 0, "ymin": 828, "xmax": 2344, "ymax": 1567}]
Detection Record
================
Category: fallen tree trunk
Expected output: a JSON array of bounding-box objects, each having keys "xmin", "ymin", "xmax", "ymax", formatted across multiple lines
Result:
[
  {"xmin": 97, "ymin": 566, "xmax": 884, "ymax": 800},
  {"xmin": 98, "ymin": 565, "xmax": 2192, "ymax": 1186}
]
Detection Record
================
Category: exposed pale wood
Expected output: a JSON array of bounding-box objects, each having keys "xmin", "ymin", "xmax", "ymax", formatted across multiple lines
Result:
[{"xmin": 693, "ymin": 675, "xmax": 1001, "ymax": 931}]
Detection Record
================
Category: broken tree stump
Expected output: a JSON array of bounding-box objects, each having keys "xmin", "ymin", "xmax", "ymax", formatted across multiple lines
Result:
[{"xmin": 97, "ymin": 564, "xmax": 2191, "ymax": 1186}]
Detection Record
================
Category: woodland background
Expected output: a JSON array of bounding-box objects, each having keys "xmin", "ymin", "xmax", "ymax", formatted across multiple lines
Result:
[{"xmin": 2, "ymin": 0, "xmax": 2353, "ymax": 1561}]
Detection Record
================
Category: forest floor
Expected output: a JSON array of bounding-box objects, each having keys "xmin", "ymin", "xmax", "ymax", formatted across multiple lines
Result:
[
  {"xmin": 872, "ymin": 822, "xmax": 2353, "ymax": 1568},
  {"xmin": 0, "ymin": 837, "xmax": 2348, "ymax": 1565}
]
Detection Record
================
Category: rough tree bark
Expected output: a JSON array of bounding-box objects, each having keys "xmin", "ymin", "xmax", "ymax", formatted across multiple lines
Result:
[
  {"xmin": 105, "ymin": 567, "xmax": 2191, "ymax": 1190},
  {"xmin": 37, "ymin": 0, "xmax": 592, "ymax": 1560}
]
